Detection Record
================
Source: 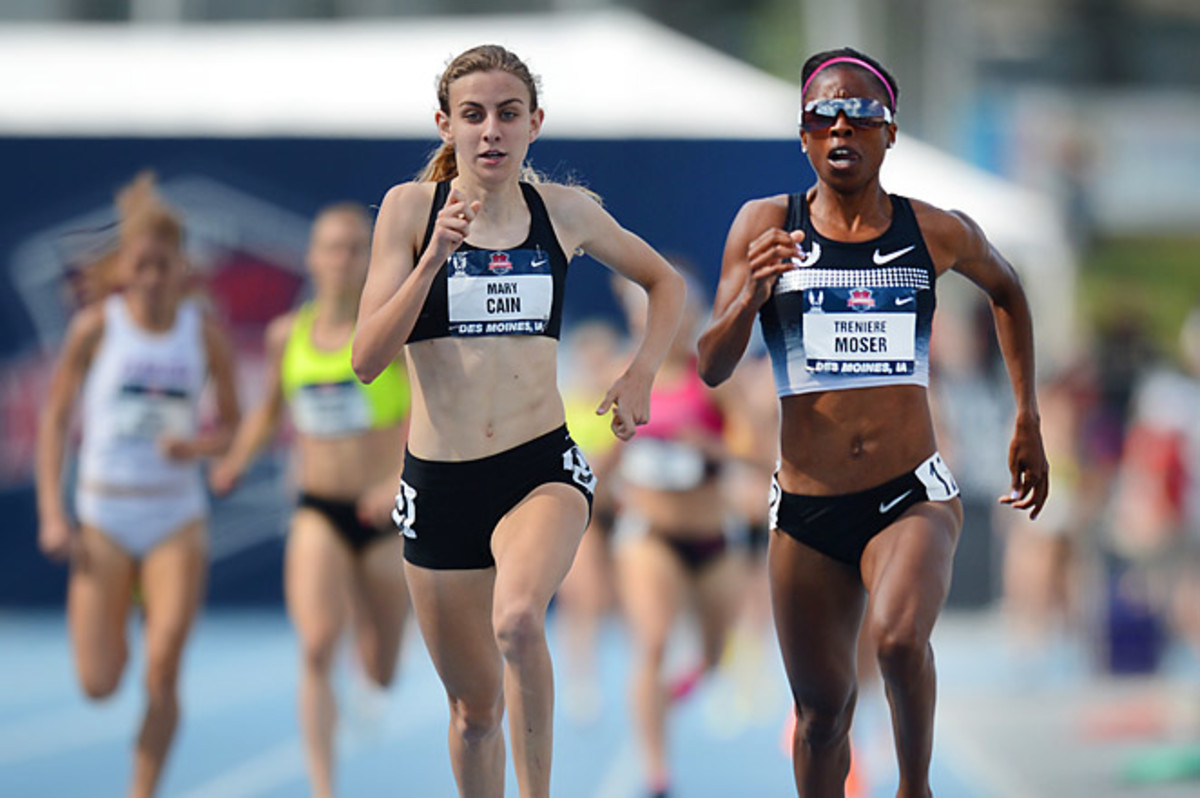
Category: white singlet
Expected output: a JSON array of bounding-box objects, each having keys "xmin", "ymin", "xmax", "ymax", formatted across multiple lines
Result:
[{"xmin": 75, "ymin": 294, "xmax": 209, "ymax": 555}]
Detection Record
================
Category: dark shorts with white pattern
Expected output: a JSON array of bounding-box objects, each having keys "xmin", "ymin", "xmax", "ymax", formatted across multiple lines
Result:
[
  {"xmin": 394, "ymin": 425, "xmax": 595, "ymax": 570},
  {"xmin": 769, "ymin": 452, "xmax": 959, "ymax": 566}
]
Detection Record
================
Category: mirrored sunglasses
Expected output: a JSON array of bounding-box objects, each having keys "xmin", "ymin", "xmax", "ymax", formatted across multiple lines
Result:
[{"xmin": 799, "ymin": 97, "xmax": 894, "ymax": 132}]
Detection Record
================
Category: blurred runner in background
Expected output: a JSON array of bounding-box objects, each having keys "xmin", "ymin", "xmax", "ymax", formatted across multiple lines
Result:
[
  {"xmin": 210, "ymin": 202, "xmax": 411, "ymax": 798},
  {"xmin": 36, "ymin": 172, "xmax": 240, "ymax": 798}
]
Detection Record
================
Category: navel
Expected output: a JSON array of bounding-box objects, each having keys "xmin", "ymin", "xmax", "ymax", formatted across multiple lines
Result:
[{"xmin": 850, "ymin": 436, "xmax": 865, "ymax": 458}]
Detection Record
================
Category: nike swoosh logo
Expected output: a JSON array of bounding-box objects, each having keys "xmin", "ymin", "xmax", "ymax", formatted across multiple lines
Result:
[
  {"xmin": 531, "ymin": 257, "xmax": 548, "ymax": 269},
  {"xmin": 879, "ymin": 489, "xmax": 913, "ymax": 514},
  {"xmin": 872, "ymin": 245, "xmax": 915, "ymax": 265},
  {"xmin": 896, "ymin": 296, "xmax": 914, "ymax": 306}
]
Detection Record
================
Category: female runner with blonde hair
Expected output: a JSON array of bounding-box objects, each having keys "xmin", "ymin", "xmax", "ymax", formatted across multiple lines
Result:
[{"xmin": 36, "ymin": 172, "xmax": 240, "ymax": 798}]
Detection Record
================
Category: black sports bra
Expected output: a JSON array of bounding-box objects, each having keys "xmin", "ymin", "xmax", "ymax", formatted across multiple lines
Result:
[{"xmin": 407, "ymin": 181, "xmax": 571, "ymax": 342}]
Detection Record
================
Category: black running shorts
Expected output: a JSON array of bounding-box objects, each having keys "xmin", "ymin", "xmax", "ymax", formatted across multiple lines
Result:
[
  {"xmin": 770, "ymin": 452, "xmax": 959, "ymax": 566},
  {"xmin": 394, "ymin": 425, "xmax": 595, "ymax": 570}
]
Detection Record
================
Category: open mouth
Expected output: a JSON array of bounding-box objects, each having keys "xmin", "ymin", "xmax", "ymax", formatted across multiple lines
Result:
[
  {"xmin": 479, "ymin": 149, "xmax": 506, "ymax": 162},
  {"xmin": 828, "ymin": 146, "xmax": 859, "ymax": 166}
]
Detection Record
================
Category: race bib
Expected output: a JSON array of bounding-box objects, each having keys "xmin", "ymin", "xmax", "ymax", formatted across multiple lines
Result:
[
  {"xmin": 291, "ymin": 381, "xmax": 371, "ymax": 437},
  {"xmin": 620, "ymin": 438, "xmax": 708, "ymax": 491},
  {"xmin": 803, "ymin": 286, "xmax": 917, "ymax": 377},
  {"xmin": 916, "ymin": 452, "xmax": 960, "ymax": 501},
  {"xmin": 111, "ymin": 385, "xmax": 194, "ymax": 439},
  {"xmin": 446, "ymin": 249, "xmax": 553, "ymax": 337}
]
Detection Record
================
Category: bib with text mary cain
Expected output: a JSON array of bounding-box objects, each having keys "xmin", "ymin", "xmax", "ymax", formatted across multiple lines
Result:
[{"xmin": 446, "ymin": 247, "xmax": 554, "ymax": 336}]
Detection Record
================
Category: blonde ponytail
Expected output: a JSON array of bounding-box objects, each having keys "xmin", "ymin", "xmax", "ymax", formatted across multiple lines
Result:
[{"xmin": 418, "ymin": 142, "xmax": 458, "ymax": 183}]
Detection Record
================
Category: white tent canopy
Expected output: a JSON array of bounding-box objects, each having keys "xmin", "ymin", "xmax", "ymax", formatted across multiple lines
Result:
[
  {"xmin": 0, "ymin": 9, "xmax": 1077, "ymax": 364},
  {"xmin": 0, "ymin": 11, "xmax": 800, "ymax": 139}
]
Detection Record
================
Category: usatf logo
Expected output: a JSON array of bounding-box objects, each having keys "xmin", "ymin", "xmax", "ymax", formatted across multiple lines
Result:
[
  {"xmin": 488, "ymin": 252, "xmax": 513, "ymax": 275},
  {"xmin": 451, "ymin": 252, "xmax": 469, "ymax": 275},
  {"xmin": 847, "ymin": 288, "xmax": 875, "ymax": 312}
]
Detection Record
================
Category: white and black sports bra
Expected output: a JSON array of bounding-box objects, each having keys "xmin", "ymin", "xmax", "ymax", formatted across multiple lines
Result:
[{"xmin": 758, "ymin": 192, "xmax": 938, "ymax": 397}]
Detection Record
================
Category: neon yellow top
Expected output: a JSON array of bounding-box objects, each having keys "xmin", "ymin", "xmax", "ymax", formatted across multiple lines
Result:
[
  {"xmin": 563, "ymin": 395, "xmax": 617, "ymax": 458},
  {"xmin": 280, "ymin": 303, "xmax": 409, "ymax": 437}
]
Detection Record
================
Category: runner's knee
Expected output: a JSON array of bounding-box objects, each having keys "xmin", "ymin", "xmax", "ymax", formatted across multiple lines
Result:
[
  {"xmin": 449, "ymin": 692, "xmax": 504, "ymax": 746},
  {"xmin": 493, "ymin": 601, "xmax": 545, "ymax": 663},
  {"xmin": 359, "ymin": 642, "xmax": 398, "ymax": 688},
  {"xmin": 298, "ymin": 623, "xmax": 341, "ymax": 676},
  {"xmin": 872, "ymin": 622, "xmax": 930, "ymax": 680},
  {"xmin": 144, "ymin": 639, "xmax": 185, "ymax": 699},
  {"xmin": 794, "ymin": 689, "xmax": 857, "ymax": 750},
  {"xmin": 78, "ymin": 655, "xmax": 125, "ymax": 700}
]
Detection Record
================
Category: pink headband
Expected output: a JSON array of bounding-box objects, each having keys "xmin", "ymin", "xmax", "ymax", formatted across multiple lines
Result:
[{"xmin": 801, "ymin": 56, "xmax": 896, "ymax": 110}]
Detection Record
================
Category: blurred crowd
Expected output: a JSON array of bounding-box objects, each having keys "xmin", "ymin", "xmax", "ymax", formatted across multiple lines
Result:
[{"xmin": 930, "ymin": 294, "xmax": 1200, "ymax": 675}]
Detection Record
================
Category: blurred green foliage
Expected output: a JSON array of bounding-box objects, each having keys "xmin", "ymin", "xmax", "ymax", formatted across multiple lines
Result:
[
  {"xmin": 744, "ymin": 0, "xmax": 805, "ymax": 84},
  {"xmin": 1080, "ymin": 236, "xmax": 1200, "ymax": 357}
]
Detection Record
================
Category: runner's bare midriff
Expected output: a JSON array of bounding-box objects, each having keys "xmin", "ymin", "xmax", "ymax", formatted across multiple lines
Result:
[
  {"xmin": 405, "ymin": 335, "xmax": 565, "ymax": 461},
  {"xmin": 778, "ymin": 384, "xmax": 937, "ymax": 495},
  {"xmin": 625, "ymin": 480, "xmax": 728, "ymax": 538},
  {"xmin": 295, "ymin": 424, "xmax": 405, "ymax": 501}
]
